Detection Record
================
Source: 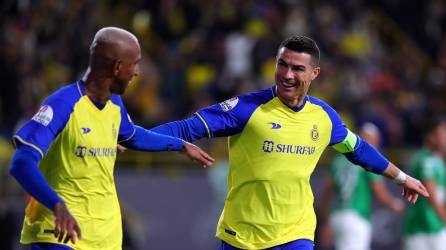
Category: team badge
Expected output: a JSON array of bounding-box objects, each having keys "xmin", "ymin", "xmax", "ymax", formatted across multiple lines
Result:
[
  {"xmin": 219, "ymin": 97, "xmax": 239, "ymax": 112},
  {"xmin": 311, "ymin": 124, "xmax": 319, "ymax": 141},
  {"xmin": 32, "ymin": 105, "xmax": 53, "ymax": 126}
]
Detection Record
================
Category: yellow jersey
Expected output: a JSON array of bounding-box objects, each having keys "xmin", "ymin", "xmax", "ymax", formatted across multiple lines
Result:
[
  {"xmin": 13, "ymin": 81, "xmax": 135, "ymax": 250},
  {"xmin": 196, "ymin": 86, "xmax": 353, "ymax": 249}
]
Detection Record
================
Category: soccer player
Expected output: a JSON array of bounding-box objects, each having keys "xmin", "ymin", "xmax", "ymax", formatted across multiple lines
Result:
[
  {"xmin": 402, "ymin": 117, "xmax": 446, "ymax": 250},
  {"xmin": 151, "ymin": 35, "xmax": 429, "ymax": 250},
  {"xmin": 9, "ymin": 27, "xmax": 214, "ymax": 250},
  {"xmin": 318, "ymin": 122, "xmax": 404, "ymax": 250}
]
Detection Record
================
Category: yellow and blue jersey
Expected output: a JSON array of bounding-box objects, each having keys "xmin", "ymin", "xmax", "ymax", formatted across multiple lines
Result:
[
  {"xmin": 13, "ymin": 81, "xmax": 135, "ymax": 250},
  {"xmin": 195, "ymin": 86, "xmax": 350, "ymax": 248},
  {"xmin": 151, "ymin": 85, "xmax": 389, "ymax": 249}
]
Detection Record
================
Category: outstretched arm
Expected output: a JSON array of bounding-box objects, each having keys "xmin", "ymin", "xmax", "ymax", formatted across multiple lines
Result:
[
  {"xmin": 121, "ymin": 125, "xmax": 214, "ymax": 167},
  {"xmin": 10, "ymin": 145, "xmax": 81, "ymax": 244},
  {"xmin": 332, "ymin": 131, "xmax": 429, "ymax": 203},
  {"xmin": 150, "ymin": 115, "xmax": 209, "ymax": 142}
]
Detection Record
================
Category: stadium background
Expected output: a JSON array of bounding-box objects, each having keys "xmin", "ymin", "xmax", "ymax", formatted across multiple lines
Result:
[{"xmin": 0, "ymin": 0, "xmax": 445, "ymax": 249}]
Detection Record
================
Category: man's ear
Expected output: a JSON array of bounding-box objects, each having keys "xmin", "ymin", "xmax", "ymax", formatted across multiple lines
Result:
[
  {"xmin": 311, "ymin": 67, "xmax": 321, "ymax": 81},
  {"xmin": 113, "ymin": 59, "xmax": 122, "ymax": 76}
]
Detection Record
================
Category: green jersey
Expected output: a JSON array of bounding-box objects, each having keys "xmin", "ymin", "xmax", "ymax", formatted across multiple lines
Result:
[
  {"xmin": 403, "ymin": 149, "xmax": 446, "ymax": 235},
  {"xmin": 330, "ymin": 155, "xmax": 382, "ymax": 220}
]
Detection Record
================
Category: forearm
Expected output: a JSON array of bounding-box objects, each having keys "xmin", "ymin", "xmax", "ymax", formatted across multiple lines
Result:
[
  {"xmin": 432, "ymin": 201, "xmax": 446, "ymax": 224},
  {"xmin": 150, "ymin": 115, "xmax": 208, "ymax": 142},
  {"xmin": 372, "ymin": 181, "xmax": 404, "ymax": 212},
  {"xmin": 121, "ymin": 125, "xmax": 184, "ymax": 151},
  {"xmin": 344, "ymin": 138, "xmax": 389, "ymax": 174},
  {"xmin": 424, "ymin": 181, "xmax": 446, "ymax": 224},
  {"xmin": 381, "ymin": 162, "xmax": 402, "ymax": 179},
  {"xmin": 9, "ymin": 146, "xmax": 63, "ymax": 210}
]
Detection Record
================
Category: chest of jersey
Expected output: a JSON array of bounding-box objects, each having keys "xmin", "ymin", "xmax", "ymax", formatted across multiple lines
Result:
[
  {"xmin": 229, "ymin": 98, "xmax": 332, "ymax": 179},
  {"xmin": 41, "ymin": 96, "xmax": 121, "ymax": 183}
]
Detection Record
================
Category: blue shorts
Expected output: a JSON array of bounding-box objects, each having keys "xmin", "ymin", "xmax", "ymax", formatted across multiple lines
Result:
[
  {"xmin": 220, "ymin": 239, "xmax": 314, "ymax": 250},
  {"xmin": 31, "ymin": 243, "xmax": 73, "ymax": 250}
]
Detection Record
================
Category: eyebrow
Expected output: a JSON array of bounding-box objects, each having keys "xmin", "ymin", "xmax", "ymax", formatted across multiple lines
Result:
[{"xmin": 278, "ymin": 58, "xmax": 306, "ymax": 70}]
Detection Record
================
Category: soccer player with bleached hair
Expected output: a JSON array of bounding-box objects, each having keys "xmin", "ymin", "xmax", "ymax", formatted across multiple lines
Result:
[{"xmin": 151, "ymin": 35, "xmax": 429, "ymax": 250}]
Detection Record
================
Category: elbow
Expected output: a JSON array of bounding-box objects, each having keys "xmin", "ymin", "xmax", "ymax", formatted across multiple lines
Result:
[{"xmin": 9, "ymin": 156, "xmax": 20, "ymax": 178}]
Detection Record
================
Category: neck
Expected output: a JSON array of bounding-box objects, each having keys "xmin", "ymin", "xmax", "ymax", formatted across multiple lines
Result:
[
  {"xmin": 82, "ymin": 67, "xmax": 112, "ymax": 104},
  {"xmin": 276, "ymin": 90, "xmax": 306, "ymax": 108}
]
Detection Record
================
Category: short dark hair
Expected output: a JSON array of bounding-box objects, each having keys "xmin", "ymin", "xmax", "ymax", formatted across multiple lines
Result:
[{"xmin": 279, "ymin": 36, "xmax": 320, "ymax": 67}]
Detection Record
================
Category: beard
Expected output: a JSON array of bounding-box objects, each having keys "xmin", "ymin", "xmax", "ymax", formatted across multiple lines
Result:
[{"xmin": 110, "ymin": 78, "xmax": 129, "ymax": 95}]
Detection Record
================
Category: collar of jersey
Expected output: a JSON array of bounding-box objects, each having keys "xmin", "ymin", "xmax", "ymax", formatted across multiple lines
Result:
[
  {"xmin": 272, "ymin": 85, "xmax": 308, "ymax": 112},
  {"xmin": 76, "ymin": 80, "xmax": 111, "ymax": 112}
]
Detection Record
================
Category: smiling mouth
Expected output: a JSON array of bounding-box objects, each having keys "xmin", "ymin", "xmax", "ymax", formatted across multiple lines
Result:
[{"xmin": 280, "ymin": 82, "xmax": 297, "ymax": 88}]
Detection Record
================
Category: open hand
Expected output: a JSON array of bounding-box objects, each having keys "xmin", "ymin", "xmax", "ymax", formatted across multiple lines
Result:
[
  {"xmin": 53, "ymin": 202, "xmax": 82, "ymax": 244},
  {"xmin": 181, "ymin": 142, "xmax": 215, "ymax": 168},
  {"xmin": 401, "ymin": 176, "xmax": 429, "ymax": 204}
]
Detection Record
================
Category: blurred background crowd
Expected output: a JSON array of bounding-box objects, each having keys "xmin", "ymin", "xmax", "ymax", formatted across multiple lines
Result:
[{"xmin": 0, "ymin": 0, "xmax": 445, "ymax": 249}]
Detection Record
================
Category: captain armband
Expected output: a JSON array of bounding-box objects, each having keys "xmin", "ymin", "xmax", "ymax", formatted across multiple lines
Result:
[{"xmin": 332, "ymin": 129, "xmax": 358, "ymax": 153}]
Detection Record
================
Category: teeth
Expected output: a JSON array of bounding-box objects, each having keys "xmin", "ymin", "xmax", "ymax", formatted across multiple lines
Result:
[{"xmin": 282, "ymin": 82, "xmax": 295, "ymax": 87}]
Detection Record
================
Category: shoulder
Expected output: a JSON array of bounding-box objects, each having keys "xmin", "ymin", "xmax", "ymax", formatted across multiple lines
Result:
[
  {"xmin": 307, "ymin": 95, "xmax": 341, "ymax": 120},
  {"xmin": 212, "ymin": 86, "xmax": 275, "ymax": 113},
  {"xmin": 307, "ymin": 96, "xmax": 335, "ymax": 111},
  {"xmin": 44, "ymin": 82, "xmax": 83, "ymax": 107},
  {"xmin": 36, "ymin": 82, "xmax": 82, "ymax": 121},
  {"xmin": 239, "ymin": 86, "xmax": 275, "ymax": 103}
]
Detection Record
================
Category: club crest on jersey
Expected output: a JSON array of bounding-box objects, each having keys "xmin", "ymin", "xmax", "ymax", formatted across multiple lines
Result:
[
  {"xmin": 32, "ymin": 105, "xmax": 53, "ymax": 126},
  {"xmin": 219, "ymin": 97, "xmax": 239, "ymax": 112},
  {"xmin": 311, "ymin": 124, "xmax": 319, "ymax": 141}
]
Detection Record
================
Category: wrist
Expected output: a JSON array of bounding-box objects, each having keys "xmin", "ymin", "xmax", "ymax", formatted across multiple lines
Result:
[{"xmin": 394, "ymin": 170, "xmax": 407, "ymax": 185}]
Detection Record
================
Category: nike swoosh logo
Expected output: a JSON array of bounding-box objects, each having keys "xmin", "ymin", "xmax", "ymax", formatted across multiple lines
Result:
[{"xmin": 268, "ymin": 122, "xmax": 282, "ymax": 129}]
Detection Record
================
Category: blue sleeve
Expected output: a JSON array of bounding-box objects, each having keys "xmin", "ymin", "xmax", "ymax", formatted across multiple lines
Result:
[
  {"xmin": 344, "ymin": 137, "xmax": 389, "ymax": 174},
  {"xmin": 9, "ymin": 145, "xmax": 63, "ymax": 210},
  {"xmin": 13, "ymin": 95, "xmax": 73, "ymax": 158},
  {"xmin": 151, "ymin": 114, "xmax": 208, "ymax": 142},
  {"xmin": 308, "ymin": 97, "xmax": 348, "ymax": 145},
  {"xmin": 120, "ymin": 125, "xmax": 184, "ymax": 151},
  {"xmin": 197, "ymin": 89, "xmax": 273, "ymax": 138},
  {"xmin": 110, "ymin": 95, "xmax": 136, "ymax": 142},
  {"xmin": 153, "ymin": 87, "xmax": 273, "ymax": 140}
]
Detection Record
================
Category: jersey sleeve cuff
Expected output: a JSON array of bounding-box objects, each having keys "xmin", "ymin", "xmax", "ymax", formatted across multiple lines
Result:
[
  {"xmin": 195, "ymin": 112, "xmax": 212, "ymax": 138},
  {"xmin": 12, "ymin": 135, "xmax": 44, "ymax": 159}
]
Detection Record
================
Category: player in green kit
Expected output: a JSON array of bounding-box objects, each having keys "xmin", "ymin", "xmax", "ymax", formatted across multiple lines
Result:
[
  {"xmin": 402, "ymin": 117, "xmax": 446, "ymax": 250},
  {"xmin": 319, "ymin": 123, "xmax": 404, "ymax": 250}
]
